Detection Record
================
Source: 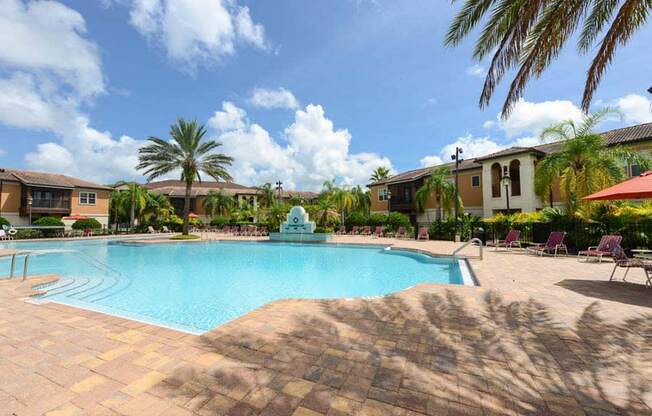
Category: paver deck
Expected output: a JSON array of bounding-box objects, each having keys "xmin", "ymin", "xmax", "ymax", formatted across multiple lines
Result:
[{"xmin": 0, "ymin": 235, "xmax": 651, "ymax": 415}]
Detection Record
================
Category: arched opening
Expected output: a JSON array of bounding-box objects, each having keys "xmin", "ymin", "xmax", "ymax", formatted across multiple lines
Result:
[
  {"xmin": 491, "ymin": 163, "xmax": 502, "ymax": 198},
  {"xmin": 509, "ymin": 159, "xmax": 521, "ymax": 197}
]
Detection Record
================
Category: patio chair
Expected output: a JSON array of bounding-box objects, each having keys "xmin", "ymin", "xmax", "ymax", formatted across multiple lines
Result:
[
  {"xmin": 373, "ymin": 226, "xmax": 384, "ymax": 238},
  {"xmin": 492, "ymin": 229, "xmax": 522, "ymax": 251},
  {"xmin": 162, "ymin": 226, "xmax": 171, "ymax": 233},
  {"xmin": 348, "ymin": 226, "xmax": 359, "ymax": 235},
  {"xmin": 394, "ymin": 226, "xmax": 409, "ymax": 239},
  {"xmin": 609, "ymin": 245, "xmax": 648, "ymax": 285},
  {"xmin": 417, "ymin": 226, "xmax": 429, "ymax": 241},
  {"xmin": 527, "ymin": 231, "xmax": 568, "ymax": 256},
  {"xmin": 258, "ymin": 226, "xmax": 268, "ymax": 236},
  {"xmin": 83, "ymin": 228, "xmax": 93, "ymax": 237},
  {"xmin": 360, "ymin": 226, "xmax": 372, "ymax": 236},
  {"xmin": 578, "ymin": 235, "xmax": 622, "ymax": 262},
  {"xmin": 0, "ymin": 229, "xmax": 9, "ymax": 240},
  {"xmin": 336, "ymin": 225, "xmax": 346, "ymax": 235},
  {"xmin": 147, "ymin": 226, "xmax": 158, "ymax": 234}
]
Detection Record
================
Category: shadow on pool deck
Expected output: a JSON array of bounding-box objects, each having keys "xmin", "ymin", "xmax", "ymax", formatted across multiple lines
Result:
[
  {"xmin": 153, "ymin": 290, "xmax": 652, "ymax": 415},
  {"xmin": 556, "ymin": 279, "xmax": 652, "ymax": 308}
]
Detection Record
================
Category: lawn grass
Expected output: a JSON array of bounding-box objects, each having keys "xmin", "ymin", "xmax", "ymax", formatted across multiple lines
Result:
[{"xmin": 169, "ymin": 234, "xmax": 201, "ymax": 240}]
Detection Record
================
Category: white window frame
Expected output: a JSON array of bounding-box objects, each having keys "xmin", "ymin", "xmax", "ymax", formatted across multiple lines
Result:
[
  {"xmin": 471, "ymin": 175, "xmax": 481, "ymax": 188},
  {"xmin": 79, "ymin": 191, "xmax": 97, "ymax": 205},
  {"xmin": 378, "ymin": 187, "xmax": 388, "ymax": 201}
]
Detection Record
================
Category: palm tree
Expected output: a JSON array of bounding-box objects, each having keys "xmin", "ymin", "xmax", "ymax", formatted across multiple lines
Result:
[
  {"xmin": 114, "ymin": 181, "xmax": 147, "ymax": 229},
  {"xmin": 370, "ymin": 166, "xmax": 391, "ymax": 182},
  {"xmin": 202, "ymin": 190, "xmax": 235, "ymax": 217},
  {"xmin": 137, "ymin": 118, "xmax": 233, "ymax": 235},
  {"xmin": 109, "ymin": 189, "xmax": 129, "ymax": 231},
  {"xmin": 415, "ymin": 166, "xmax": 459, "ymax": 221},
  {"xmin": 142, "ymin": 192, "xmax": 174, "ymax": 224},
  {"xmin": 330, "ymin": 188, "xmax": 355, "ymax": 224},
  {"xmin": 351, "ymin": 185, "xmax": 371, "ymax": 216},
  {"xmin": 534, "ymin": 109, "xmax": 650, "ymax": 214},
  {"xmin": 257, "ymin": 183, "xmax": 277, "ymax": 208},
  {"xmin": 445, "ymin": 0, "xmax": 651, "ymax": 116}
]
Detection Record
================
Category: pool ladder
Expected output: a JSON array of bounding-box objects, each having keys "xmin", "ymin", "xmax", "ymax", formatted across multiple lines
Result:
[
  {"xmin": 452, "ymin": 238, "xmax": 483, "ymax": 260},
  {"xmin": 7, "ymin": 251, "xmax": 34, "ymax": 281}
]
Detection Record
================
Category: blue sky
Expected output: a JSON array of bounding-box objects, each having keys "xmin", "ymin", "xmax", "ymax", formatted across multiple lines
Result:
[{"xmin": 0, "ymin": 0, "xmax": 651, "ymax": 190}]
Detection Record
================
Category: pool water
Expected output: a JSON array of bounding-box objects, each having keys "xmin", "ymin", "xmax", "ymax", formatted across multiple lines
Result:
[{"xmin": 0, "ymin": 239, "xmax": 469, "ymax": 333}]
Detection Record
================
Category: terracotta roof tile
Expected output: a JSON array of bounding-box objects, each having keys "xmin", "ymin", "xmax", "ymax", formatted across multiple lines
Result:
[{"xmin": 0, "ymin": 168, "xmax": 111, "ymax": 190}]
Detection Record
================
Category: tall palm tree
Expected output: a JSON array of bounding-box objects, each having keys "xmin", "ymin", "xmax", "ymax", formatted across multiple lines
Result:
[
  {"xmin": 257, "ymin": 183, "xmax": 277, "ymax": 208},
  {"xmin": 445, "ymin": 0, "xmax": 651, "ymax": 116},
  {"xmin": 142, "ymin": 192, "xmax": 174, "ymax": 224},
  {"xmin": 415, "ymin": 166, "xmax": 459, "ymax": 221},
  {"xmin": 109, "ymin": 189, "xmax": 129, "ymax": 231},
  {"xmin": 370, "ymin": 166, "xmax": 391, "ymax": 182},
  {"xmin": 202, "ymin": 190, "xmax": 235, "ymax": 217},
  {"xmin": 114, "ymin": 181, "xmax": 147, "ymax": 229},
  {"xmin": 351, "ymin": 185, "xmax": 371, "ymax": 216},
  {"xmin": 137, "ymin": 118, "xmax": 233, "ymax": 235},
  {"xmin": 534, "ymin": 109, "xmax": 650, "ymax": 214},
  {"xmin": 330, "ymin": 188, "xmax": 355, "ymax": 224}
]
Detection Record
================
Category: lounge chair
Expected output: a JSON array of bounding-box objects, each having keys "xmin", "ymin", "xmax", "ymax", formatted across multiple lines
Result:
[
  {"xmin": 336, "ymin": 225, "xmax": 346, "ymax": 235},
  {"xmin": 0, "ymin": 229, "xmax": 10, "ymax": 240},
  {"xmin": 609, "ymin": 245, "xmax": 649, "ymax": 286},
  {"xmin": 83, "ymin": 228, "xmax": 93, "ymax": 237},
  {"xmin": 373, "ymin": 226, "xmax": 384, "ymax": 238},
  {"xmin": 360, "ymin": 226, "xmax": 372, "ymax": 236},
  {"xmin": 258, "ymin": 226, "xmax": 268, "ymax": 236},
  {"xmin": 492, "ymin": 229, "xmax": 522, "ymax": 251},
  {"xmin": 348, "ymin": 226, "xmax": 359, "ymax": 235},
  {"xmin": 161, "ymin": 226, "xmax": 171, "ymax": 233},
  {"xmin": 528, "ymin": 231, "xmax": 567, "ymax": 256},
  {"xmin": 147, "ymin": 226, "xmax": 158, "ymax": 234},
  {"xmin": 578, "ymin": 235, "xmax": 622, "ymax": 262},
  {"xmin": 417, "ymin": 226, "xmax": 429, "ymax": 241},
  {"xmin": 395, "ymin": 226, "xmax": 408, "ymax": 239}
]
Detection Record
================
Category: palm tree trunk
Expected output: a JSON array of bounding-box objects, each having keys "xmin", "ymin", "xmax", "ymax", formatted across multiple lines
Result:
[
  {"xmin": 130, "ymin": 193, "xmax": 135, "ymax": 229},
  {"xmin": 435, "ymin": 194, "xmax": 442, "ymax": 221},
  {"xmin": 183, "ymin": 181, "xmax": 192, "ymax": 235}
]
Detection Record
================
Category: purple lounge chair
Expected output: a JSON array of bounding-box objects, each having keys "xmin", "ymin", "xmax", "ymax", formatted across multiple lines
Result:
[
  {"xmin": 417, "ymin": 226, "xmax": 429, "ymax": 241},
  {"xmin": 528, "ymin": 231, "xmax": 568, "ymax": 256},
  {"xmin": 578, "ymin": 235, "xmax": 622, "ymax": 262},
  {"xmin": 493, "ymin": 229, "xmax": 522, "ymax": 251}
]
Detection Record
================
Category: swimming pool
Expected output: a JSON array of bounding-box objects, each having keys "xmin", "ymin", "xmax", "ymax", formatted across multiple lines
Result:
[{"xmin": 0, "ymin": 239, "xmax": 473, "ymax": 334}]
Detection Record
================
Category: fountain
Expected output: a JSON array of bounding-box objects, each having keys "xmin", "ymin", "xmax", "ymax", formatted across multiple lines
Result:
[{"xmin": 269, "ymin": 206, "xmax": 332, "ymax": 242}]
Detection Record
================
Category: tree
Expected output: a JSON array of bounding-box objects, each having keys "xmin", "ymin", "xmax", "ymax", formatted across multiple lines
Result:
[
  {"xmin": 113, "ymin": 181, "xmax": 147, "ymax": 229},
  {"xmin": 534, "ymin": 109, "xmax": 651, "ymax": 214},
  {"xmin": 370, "ymin": 166, "xmax": 391, "ymax": 182},
  {"xmin": 445, "ymin": 0, "xmax": 651, "ymax": 116},
  {"xmin": 142, "ymin": 192, "xmax": 174, "ymax": 224},
  {"xmin": 203, "ymin": 190, "xmax": 235, "ymax": 217},
  {"xmin": 351, "ymin": 185, "xmax": 371, "ymax": 216},
  {"xmin": 137, "ymin": 118, "xmax": 233, "ymax": 235},
  {"xmin": 415, "ymin": 166, "xmax": 459, "ymax": 221},
  {"xmin": 330, "ymin": 188, "xmax": 355, "ymax": 224},
  {"xmin": 257, "ymin": 183, "xmax": 277, "ymax": 208}
]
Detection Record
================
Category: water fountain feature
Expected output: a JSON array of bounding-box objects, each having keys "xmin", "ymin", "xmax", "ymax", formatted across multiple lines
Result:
[{"xmin": 269, "ymin": 206, "xmax": 332, "ymax": 242}]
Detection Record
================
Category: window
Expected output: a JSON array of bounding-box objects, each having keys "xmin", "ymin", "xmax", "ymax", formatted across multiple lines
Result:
[
  {"xmin": 471, "ymin": 175, "xmax": 480, "ymax": 187},
  {"xmin": 79, "ymin": 191, "xmax": 96, "ymax": 205},
  {"xmin": 378, "ymin": 188, "xmax": 388, "ymax": 201}
]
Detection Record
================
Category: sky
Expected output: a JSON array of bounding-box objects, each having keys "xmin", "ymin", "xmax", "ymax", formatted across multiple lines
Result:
[{"xmin": 0, "ymin": 0, "xmax": 651, "ymax": 191}]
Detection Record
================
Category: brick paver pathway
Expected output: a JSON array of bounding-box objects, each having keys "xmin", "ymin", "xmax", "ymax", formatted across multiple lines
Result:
[{"xmin": 0, "ymin": 236, "xmax": 651, "ymax": 415}]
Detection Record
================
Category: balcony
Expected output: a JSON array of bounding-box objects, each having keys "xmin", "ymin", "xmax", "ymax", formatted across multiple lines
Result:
[{"xmin": 31, "ymin": 198, "xmax": 71, "ymax": 209}]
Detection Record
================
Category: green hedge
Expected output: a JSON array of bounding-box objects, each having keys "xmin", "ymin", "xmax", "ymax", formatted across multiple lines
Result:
[
  {"xmin": 343, "ymin": 212, "xmax": 412, "ymax": 233},
  {"xmin": 33, "ymin": 216, "xmax": 64, "ymax": 227},
  {"xmin": 72, "ymin": 218, "xmax": 102, "ymax": 230},
  {"xmin": 0, "ymin": 216, "xmax": 9, "ymax": 228},
  {"xmin": 209, "ymin": 216, "xmax": 230, "ymax": 227}
]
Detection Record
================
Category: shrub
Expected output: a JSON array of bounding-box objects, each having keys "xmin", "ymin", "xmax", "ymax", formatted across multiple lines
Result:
[
  {"xmin": 15, "ymin": 229, "xmax": 41, "ymax": 239},
  {"xmin": 209, "ymin": 216, "xmax": 229, "ymax": 227},
  {"xmin": 386, "ymin": 212, "xmax": 410, "ymax": 232},
  {"xmin": 0, "ymin": 216, "xmax": 9, "ymax": 228},
  {"xmin": 367, "ymin": 213, "xmax": 388, "ymax": 227},
  {"xmin": 344, "ymin": 212, "xmax": 367, "ymax": 228},
  {"xmin": 189, "ymin": 218, "xmax": 203, "ymax": 228},
  {"xmin": 315, "ymin": 226, "xmax": 334, "ymax": 234},
  {"xmin": 33, "ymin": 216, "xmax": 65, "ymax": 227},
  {"xmin": 72, "ymin": 218, "xmax": 102, "ymax": 230},
  {"xmin": 170, "ymin": 234, "xmax": 200, "ymax": 240}
]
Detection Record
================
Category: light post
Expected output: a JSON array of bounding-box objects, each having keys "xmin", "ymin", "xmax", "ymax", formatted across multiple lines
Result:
[
  {"xmin": 27, "ymin": 195, "xmax": 33, "ymax": 225},
  {"xmin": 451, "ymin": 147, "xmax": 463, "ymax": 240},
  {"xmin": 275, "ymin": 181, "xmax": 283, "ymax": 200},
  {"xmin": 0, "ymin": 168, "xmax": 4, "ymax": 217},
  {"xmin": 501, "ymin": 173, "xmax": 512, "ymax": 215}
]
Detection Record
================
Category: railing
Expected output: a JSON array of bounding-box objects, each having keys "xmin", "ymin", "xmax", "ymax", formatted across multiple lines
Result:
[
  {"xmin": 452, "ymin": 238, "xmax": 483, "ymax": 260},
  {"xmin": 31, "ymin": 198, "xmax": 71, "ymax": 209},
  {"xmin": 8, "ymin": 251, "xmax": 32, "ymax": 281}
]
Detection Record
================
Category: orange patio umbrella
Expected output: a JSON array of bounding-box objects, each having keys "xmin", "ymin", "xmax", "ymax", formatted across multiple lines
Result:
[
  {"xmin": 583, "ymin": 171, "xmax": 652, "ymax": 201},
  {"xmin": 188, "ymin": 213, "xmax": 199, "ymax": 218}
]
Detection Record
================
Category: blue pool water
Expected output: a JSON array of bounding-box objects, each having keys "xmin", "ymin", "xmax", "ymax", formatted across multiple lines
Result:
[{"xmin": 0, "ymin": 239, "xmax": 467, "ymax": 333}]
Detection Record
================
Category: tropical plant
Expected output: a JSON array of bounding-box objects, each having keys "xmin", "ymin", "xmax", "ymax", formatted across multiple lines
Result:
[
  {"xmin": 534, "ymin": 109, "xmax": 651, "ymax": 214},
  {"xmin": 0, "ymin": 216, "xmax": 10, "ymax": 228},
  {"xmin": 415, "ymin": 166, "xmax": 461, "ymax": 221},
  {"xmin": 370, "ymin": 166, "xmax": 391, "ymax": 182},
  {"xmin": 113, "ymin": 182, "xmax": 147, "ymax": 229},
  {"xmin": 330, "ymin": 187, "xmax": 355, "ymax": 223},
  {"xmin": 203, "ymin": 190, "xmax": 235, "ymax": 217},
  {"xmin": 445, "ymin": 0, "xmax": 652, "ymax": 116},
  {"xmin": 33, "ymin": 216, "xmax": 64, "ymax": 227},
  {"xmin": 267, "ymin": 203, "xmax": 290, "ymax": 231},
  {"xmin": 257, "ymin": 183, "xmax": 277, "ymax": 208},
  {"xmin": 137, "ymin": 118, "xmax": 233, "ymax": 235},
  {"xmin": 350, "ymin": 185, "xmax": 371, "ymax": 216},
  {"xmin": 142, "ymin": 192, "xmax": 174, "ymax": 224},
  {"xmin": 72, "ymin": 218, "xmax": 102, "ymax": 230}
]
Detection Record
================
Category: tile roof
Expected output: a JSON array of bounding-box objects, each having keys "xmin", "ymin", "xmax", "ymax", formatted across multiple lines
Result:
[
  {"xmin": 282, "ymin": 190, "xmax": 319, "ymax": 199},
  {"xmin": 602, "ymin": 122, "xmax": 652, "ymax": 145},
  {"xmin": 145, "ymin": 180, "xmax": 257, "ymax": 197},
  {"xmin": 370, "ymin": 159, "xmax": 481, "ymax": 186},
  {"xmin": 0, "ymin": 168, "xmax": 111, "ymax": 190}
]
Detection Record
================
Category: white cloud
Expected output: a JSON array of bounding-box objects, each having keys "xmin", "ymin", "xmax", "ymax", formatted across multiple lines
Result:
[
  {"xmin": 0, "ymin": 0, "xmax": 143, "ymax": 183},
  {"xmin": 127, "ymin": 0, "xmax": 268, "ymax": 69},
  {"xmin": 465, "ymin": 64, "xmax": 485, "ymax": 77},
  {"xmin": 482, "ymin": 120, "xmax": 496, "ymax": 129},
  {"xmin": 249, "ymin": 87, "xmax": 299, "ymax": 110},
  {"xmin": 612, "ymin": 94, "xmax": 652, "ymax": 124},
  {"xmin": 441, "ymin": 134, "xmax": 505, "ymax": 159},
  {"xmin": 209, "ymin": 102, "xmax": 393, "ymax": 190},
  {"xmin": 0, "ymin": 148, "xmax": 6, "ymax": 157},
  {"xmin": 497, "ymin": 98, "xmax": 584, "ymax": 138},
  {"xmin": 419, "ymin": 155, "xmax": 443, "ymax": 168}
]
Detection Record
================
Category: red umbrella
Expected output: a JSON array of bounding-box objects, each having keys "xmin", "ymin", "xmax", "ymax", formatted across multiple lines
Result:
[
  {"xmin": 188, "ymin": 213, "xmax": 199, "ymax": 218},
  {"xmin": 583, "ymin": 171, "xmax": 652, "ymax": 201},
  {"xmin": 63, "ymin": 215, "xmax": 89, "ymax": 220}
]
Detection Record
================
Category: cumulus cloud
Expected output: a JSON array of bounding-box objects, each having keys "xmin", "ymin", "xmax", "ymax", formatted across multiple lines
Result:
[
  {"xmin": 419, "ymin": 155, "xmax": 443, "ymax": 168},
  {"xmin": 209, "ymin": 102, "xmax": 393, "ymax": 190},
  {"xmin": 0, "ymin": 0, "xmax": 143, "ymax": 183},
  {"xmin": 249, "ymin": 87, "xmax": 299, "ymax": 110},
  {"xmin": 497, "ymin": 99, "xmax": 584, "ymax": 138},
  {"xmin": 466, "ymin": 64, "xmax": 485, "ymax": 77},
  {"xmin": 612, "ymin": 94, "xmax": 652, "ymax": 124},
  {"xmin": 127, "ymin": 0, "xmax": 268, "ymax": 68}
]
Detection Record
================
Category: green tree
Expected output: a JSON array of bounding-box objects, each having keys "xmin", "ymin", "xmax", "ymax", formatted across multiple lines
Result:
[
  {"xmin": 415, "ymin": 166, "xmax": 459, "ymax": 221},
  {"xmin": 203, "ymin": 190, "xmax": 235, "ymax": 217},
  {"xmin": 351, "ymin": 185, "xmax": 371, "ymax": 216},
  {"xmin": 257, "ymin": 183, "xmax": 277, "ymax": 208},
  {"xmin": 534, "ymin": 109, "xmax": 650, "ymax": 214},
  {"xmin": 137, "ymin": 118, "xmax": 233, "ymax": 235},
  {"xmin": 370, "ymin": 166, "xmax": 391, "ymax": 182},
  {"xmin": 330, "ymin": 188, "xmax": 355, "ymax": 224},
  {"xmin": 445, "ymin": 0, "xmax": 652, "ymax": 116},
  {"xmin": 113, "ymin": 181, "xmax": 147, "ymax": 229},
  {"xmin": 142, "ymin": 192, "xmax": 174, "ymax": 224}
]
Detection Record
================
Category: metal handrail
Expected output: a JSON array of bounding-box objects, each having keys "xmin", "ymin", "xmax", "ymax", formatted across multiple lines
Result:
[
  {"xmin": 8, "ymin": 251, "xmax": 33, "ymax": 281},
  {"xmin": 452, "ymin": 238, "xmax": 483, "ymax": 260}
]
